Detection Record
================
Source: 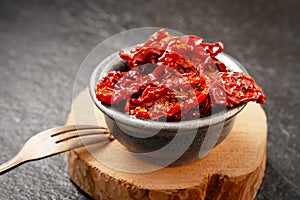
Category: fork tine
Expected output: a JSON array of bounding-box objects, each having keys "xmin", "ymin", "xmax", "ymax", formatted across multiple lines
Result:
[
  {"xmin": 54, "ymin": 134, "xmax": 111, "ymax": 152},
  {"xmin": 30, "ymin": 125, "xmax": 106, "ymax": 142},
  {"xmin": 49, "ymin": 125, "xmax": 107, "ymax": 137},
  {"xmin": 53, "ymin": 129, "xmax": 110, "ymax": 143}
]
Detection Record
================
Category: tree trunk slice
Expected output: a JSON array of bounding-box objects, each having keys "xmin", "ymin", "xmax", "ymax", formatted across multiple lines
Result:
[{"xmin": 66, "ymin": 88, "xmax": 267, "ymax": 200}]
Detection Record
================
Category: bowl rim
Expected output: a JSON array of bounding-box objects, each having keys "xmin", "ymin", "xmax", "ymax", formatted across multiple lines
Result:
[{"xmin": 89, "ymin": 50, "xmax": 247, "ymax": 131}]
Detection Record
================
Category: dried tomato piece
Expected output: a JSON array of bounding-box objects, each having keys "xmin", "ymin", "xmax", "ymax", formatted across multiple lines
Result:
[
  {"xmin": 200, "ymin": 41, "xmax": 229, "ymax": 72},
  {"xmin": 201, "ymin": 41, "xmax": 224, "ymax": 58},
  {"xmin": 176, "ymin": 80, "xmax": 209, "ymax": 118},
  {"xmin": 95, "ymin": 67, "xmax": 153, "ymax": 105},
  {"xmin": 127, "ymin": 84, "xmax": 178, "ymax": 120},
  {"xmin": 95, "ymin": 71, "xmax": 126, "ymax": 104},
  {"xmin": 183, "ymin": 96, "xmax": 212, "ymax": 120},
  {"xmin": 209, "ymin": 72, "xmax": 266, "ymax": 107},
  {"xmin": 119, "ymin": 29, "xmax": 173, "ymax": 68},
  {"xmin": 158, "ymin": 36, "xmax": 218, "ymax": 75},
  {"xmin": 126, "ymin": 73, "xmax": 209, "ymax": 121}
]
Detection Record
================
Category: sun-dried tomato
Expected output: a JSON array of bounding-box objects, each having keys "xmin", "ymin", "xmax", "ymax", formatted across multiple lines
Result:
[
  {"xmin": 95, "ymin": 71, "xmax": 126, "ymax": 104},
  {"xmin": 119, "ymin": 71, "xmax": 209, "ymax": 121},
  {"xmin": 95, "ymin": 29, "xmax": 266, "ymax": 121},
  {"xmin": 119, "ymin": 29, "xmax": 173, "ymax": 68},
  {"xmin": 209, "ymin": 72, "xmax": 266, "ymax": 107}
]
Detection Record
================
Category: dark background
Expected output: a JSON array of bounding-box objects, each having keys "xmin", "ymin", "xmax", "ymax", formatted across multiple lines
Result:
[{"xmin": 0, "ymin": 0, "xmax": 299, "ymax": 199}]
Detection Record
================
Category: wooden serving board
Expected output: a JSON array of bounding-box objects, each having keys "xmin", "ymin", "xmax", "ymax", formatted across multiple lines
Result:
[{"xmin": 66, "ymin": 88, "xmax": 267, "ymax": 200}]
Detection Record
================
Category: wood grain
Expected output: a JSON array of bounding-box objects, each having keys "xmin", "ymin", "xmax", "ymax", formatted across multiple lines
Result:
[{"xmin": 66, "ymin": 88, "xmax": 267, "ymax": 200}]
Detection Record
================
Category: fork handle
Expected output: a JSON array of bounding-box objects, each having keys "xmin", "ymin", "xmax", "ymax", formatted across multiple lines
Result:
[{"xmin": 0, "ymin": 153, "xmax": 25, "ymax": 175}]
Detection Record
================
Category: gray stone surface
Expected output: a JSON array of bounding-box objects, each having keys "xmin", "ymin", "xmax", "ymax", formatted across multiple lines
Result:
[{"xmin": 0, "ymin": 0, "xmax": 299, "ymax": 199}]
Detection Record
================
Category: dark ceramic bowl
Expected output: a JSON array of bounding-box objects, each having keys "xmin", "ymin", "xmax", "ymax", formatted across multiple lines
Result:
[{"xmin": 90, "ymin": 51, "xmax": 247, "ymax": 166}]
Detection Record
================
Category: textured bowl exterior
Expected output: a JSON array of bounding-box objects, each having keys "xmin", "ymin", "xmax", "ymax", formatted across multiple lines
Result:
[
  {"xmin": 103, "ymin": 113, "xmax": 237, "ymax": 165},
  {"xmin": 90, "ymin": 51, "xmax": 247, "ymax": 165}
]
